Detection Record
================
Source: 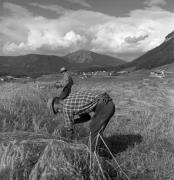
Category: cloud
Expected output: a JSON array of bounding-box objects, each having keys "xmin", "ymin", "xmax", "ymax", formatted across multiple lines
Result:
[
  {"xmin": 144, "ymin": 0, "xmax": 166, "ymax": 6},
  {"xmin": 3, "ymin": 2, "xmax": 32, "ymax": 17},
  {"xmin": 0, "ymin": 3, "xmax": 29, "ymax": 43},
  {"xmin": 29, "ymin": 3, "xmax": 69, "ymax": 15},
  {"xmin": 65, "ymin": 0, "xmax": 91, "ymax": 8},
  {"xmin": 30, "ymin": 0, "xmax": 91, "ymax": 14},
  {"xmin": 125, "ymin": 35, "xmax": 149, "ymax": 44},
  {"xmin": 3, "ymin": 30, "xmax": 86, "ymax": 54},
  {"xmin": 1, "ymin": 2, "xmax": 174, "ymax": 61},
  {"xmin": 90, "ymin": 7, "xmax": 174, "ymax": 59}
]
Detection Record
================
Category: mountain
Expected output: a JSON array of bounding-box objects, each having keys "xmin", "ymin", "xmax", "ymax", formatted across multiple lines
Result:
[
  {"xmin": 0, "ymin": 54, "xmax": 70, "ymax": 77},
  {"xmin": 0, "ymin": 50, "xmax": 125, "ymax": 77},
  {"xmin": 131, "ymin": 30, "xmax": 174, "ymax": 69},
  {"xmin": 117, "ymin": 30, "xmax": 174, "ymax": 71},
  {"xmin": 65, "ymin": 50, "xmax": 125, "ymax": 67}
]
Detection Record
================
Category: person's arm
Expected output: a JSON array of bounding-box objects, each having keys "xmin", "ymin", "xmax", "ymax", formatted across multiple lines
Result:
[
  {"xmin": 54, "ymin": 81, "xmax": 63, "ymax": 88},
  {"xmin": 46, "ymin": 81, "xmax": 61, "ymax": 89}
]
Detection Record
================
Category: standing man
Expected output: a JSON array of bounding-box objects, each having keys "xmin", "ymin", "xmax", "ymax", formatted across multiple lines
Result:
[
  {"xmin": 48, "ymin": 90, "xmax": 115, "ymax": 152},
  {"xmin": 55, "ymin": 67, "xmax": 74, "ymax": 99}
]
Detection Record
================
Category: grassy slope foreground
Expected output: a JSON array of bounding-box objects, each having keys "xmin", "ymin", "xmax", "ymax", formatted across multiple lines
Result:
[{"xmin": 0, "ymin": 72, "xmax": 174, "ymax": 179}]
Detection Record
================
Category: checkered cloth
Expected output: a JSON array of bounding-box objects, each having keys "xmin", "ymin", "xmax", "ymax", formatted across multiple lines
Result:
[{"xmin": 62, "ymin": 91, "xmax": 108, "ymax": 129}]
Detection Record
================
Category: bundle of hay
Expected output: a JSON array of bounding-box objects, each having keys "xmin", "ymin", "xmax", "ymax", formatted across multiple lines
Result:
[{"xmin": 0, "ymin": 132, "xmax": 110, "ymax": 180}]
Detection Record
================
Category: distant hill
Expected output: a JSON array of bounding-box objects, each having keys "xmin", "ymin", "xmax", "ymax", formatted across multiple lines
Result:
[
  {"xmin": 0, "ymin": 54, "xmax": 70, "ymax": 77},
  {"xmin": 116, "ymin": 30, "xmax": 174, "ymax": 71},
  {"xmin": 0, "ymin": 50, "xmax": 125, "ymax": 77},
  {"xmin": 65, "ymin": 50, "xmax": 125, "ymax": 68}
]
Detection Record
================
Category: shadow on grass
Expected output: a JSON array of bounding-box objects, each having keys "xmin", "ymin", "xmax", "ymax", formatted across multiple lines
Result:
[{"xmin": 99, "ymin": 134, "xmax": 143, "ymax": 158}]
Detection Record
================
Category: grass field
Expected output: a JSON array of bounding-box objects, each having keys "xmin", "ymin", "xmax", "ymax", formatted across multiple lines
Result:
[{"xmin": 0, "ymin": 71, "xmax": 174, "ymax": 179}]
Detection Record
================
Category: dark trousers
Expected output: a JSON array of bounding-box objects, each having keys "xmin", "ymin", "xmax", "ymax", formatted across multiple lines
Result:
[
  {"xmin": 59, "ymin": 85, "xmax": 72, "ymax": 99},
  {"xmin": 90, "ymin": 100, "xmax": 115, "ymax": 151},
  {"xmin": 74, "ymin": 99, "xmax": 115, "ymax": 152}
]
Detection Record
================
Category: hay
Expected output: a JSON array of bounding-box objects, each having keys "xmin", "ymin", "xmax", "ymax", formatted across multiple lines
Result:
[{"xmin": 0, "ymin": 132, "xmax": 110, "ymax": 180}]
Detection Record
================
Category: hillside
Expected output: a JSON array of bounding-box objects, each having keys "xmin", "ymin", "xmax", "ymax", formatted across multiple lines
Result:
[
  {"xmin": 65, "ymin": 50, "xmax": 125, "ymax": 67},
  {"xmin": 0, "ymin": 50, "xmax": 125, "ymax": 77},
  {"xmin": 115, "ymin": 30, "xmax": 174, "ymax": 71},
  {"xmin": 131, "ymin": 31, "xmax": 174, "ymax": 69},
  {"xmin": 0, "ymin": 54, "xmax": 70, "ymax": 77}
]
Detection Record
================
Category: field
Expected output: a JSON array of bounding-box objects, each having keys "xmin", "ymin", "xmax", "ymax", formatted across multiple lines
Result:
[{"xmin": 0, "ymin": 71, "xmax": 174, "ymax": 180}]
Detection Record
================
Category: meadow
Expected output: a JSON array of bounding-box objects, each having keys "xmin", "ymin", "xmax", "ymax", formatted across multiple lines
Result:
[{"xmin": 0, "ymin": 71, "xmax": 174, "ymax": 180}]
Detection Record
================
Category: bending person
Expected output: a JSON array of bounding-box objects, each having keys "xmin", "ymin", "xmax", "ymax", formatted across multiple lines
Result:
[{"xmin": 49, "ymin": 90, "xmax": 115, "ymax": 152}]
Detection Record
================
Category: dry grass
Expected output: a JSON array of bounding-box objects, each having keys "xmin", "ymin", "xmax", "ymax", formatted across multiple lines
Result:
[
  {"xmin": 0, "ymin": 74, "xmax": 174, "ymax": 179},
  {"xmin": 0, "ymin": 132, "xmax": 115, "ymax": 180}
]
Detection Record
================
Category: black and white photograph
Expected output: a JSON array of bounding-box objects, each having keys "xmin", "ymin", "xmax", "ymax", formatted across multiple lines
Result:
[{"xmin": 0, "ymin": 0, "xmax": 174, "ymax": 179}]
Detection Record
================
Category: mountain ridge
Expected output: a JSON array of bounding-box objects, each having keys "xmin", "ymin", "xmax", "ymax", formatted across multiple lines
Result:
[
  {"xmin": 0, "ymin": 50, "xmax": 125, "ymax": 77},
  {"xmin": 65, "ymin": 49, "xmax": 125, "ymax": 66}
]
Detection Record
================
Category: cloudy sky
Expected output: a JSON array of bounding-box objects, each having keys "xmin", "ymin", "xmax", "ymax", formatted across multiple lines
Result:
[{"xmin": 0, "ymin": 0, "xmax": 174, "ymax": 61}]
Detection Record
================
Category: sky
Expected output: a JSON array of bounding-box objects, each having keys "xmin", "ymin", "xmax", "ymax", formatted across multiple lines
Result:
[{"xmin": 0, "ymin": 0, "xmax": 174, "ymax": 61}]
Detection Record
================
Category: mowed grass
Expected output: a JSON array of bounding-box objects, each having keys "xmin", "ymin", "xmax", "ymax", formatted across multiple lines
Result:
[{"xmin": 0, "ymin": 73, "xmax": 174, "ymax": 179}]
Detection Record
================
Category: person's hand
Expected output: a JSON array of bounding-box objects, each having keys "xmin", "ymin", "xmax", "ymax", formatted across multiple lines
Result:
[
  {"xmin": 54, "ymin": 82, "xmax": 61, "ymax": 88},
  {"xmin": 66, "ymin": 128, "xmax": 75, "ymax": 140},
  {"xmin": 47, "ymin": 97, "xmax": 60, "ymax": 114}
]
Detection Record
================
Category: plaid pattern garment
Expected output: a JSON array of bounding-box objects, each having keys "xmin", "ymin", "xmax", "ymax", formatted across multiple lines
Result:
[{"xmin": 62, "ymin": 91, "xmax": 105, "ymax": 128}]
